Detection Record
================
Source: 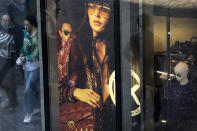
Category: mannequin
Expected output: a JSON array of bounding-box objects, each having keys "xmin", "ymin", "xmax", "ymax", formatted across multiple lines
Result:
[
  {"xmin": 174, "ymin": 62, "xmax": 189, "ymax": 86},
  {"xmin": 167, "ymin": 62, "xmax": 197, "ymax": 130}
]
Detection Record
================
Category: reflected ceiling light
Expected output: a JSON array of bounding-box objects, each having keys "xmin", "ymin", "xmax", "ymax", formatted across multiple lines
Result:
[{"xmin": 161, "ymin": 120, "xmax": 167, "ymax": 123}]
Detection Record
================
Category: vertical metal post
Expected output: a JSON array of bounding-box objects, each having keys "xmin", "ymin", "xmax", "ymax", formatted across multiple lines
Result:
[
  {"xmin": 36, "ymin": 0, "xmax": 50, "ymax": 131},
  {"xmin": 120, "ymin": 0, "xmax": 132, "ymax": 130},
  {"xmin": 166, "ymin": 2, "xmax": 171, "ymax": 130},
  {"xmin": 115, "ymin": 0, "xmax": 122, "ymax": 130},
  {"xmin": 36, "ymin": 0, "xmax": 45, "ymax": 130},
  {"xmin": 139, "ymin": 0, "xmax": 144, "ymax": 130}
]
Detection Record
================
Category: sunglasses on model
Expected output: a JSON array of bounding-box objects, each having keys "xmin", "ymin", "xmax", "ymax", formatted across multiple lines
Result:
[
  {"xmin": 175, "ymin": 73, "xmax": 181, "ymax": 77},
  {"xmin": 88, "ymin": 2, "xmax": 111, "ymax": 19},
  {"xmin": 64, "ymin": 30, "xmax": 71, "ymax": 36}
]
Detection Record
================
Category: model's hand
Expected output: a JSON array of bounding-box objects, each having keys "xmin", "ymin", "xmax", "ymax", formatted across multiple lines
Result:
[{"xmin": 73, "ymin": 88, "xmax": 101, "ymax": 108}]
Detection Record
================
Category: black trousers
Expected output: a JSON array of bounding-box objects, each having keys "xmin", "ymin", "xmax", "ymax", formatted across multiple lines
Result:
[{"xmin": 0, "ymin": 57, "xmax": 18, "ymax": 107}]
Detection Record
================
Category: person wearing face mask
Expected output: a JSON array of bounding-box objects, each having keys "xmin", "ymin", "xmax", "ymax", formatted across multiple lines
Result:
[{"xmin": 58, "ymin": 0, "xmax": 115, "ymax": 130}]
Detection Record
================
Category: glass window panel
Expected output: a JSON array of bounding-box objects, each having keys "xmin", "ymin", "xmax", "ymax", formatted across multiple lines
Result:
[
  {"xmin": 0, "ymin": 0, "xmax": 44, "ymax": 130},
  {"xmin": 151, "ymin": 0, "xmax": 197, "ymax": 131}
]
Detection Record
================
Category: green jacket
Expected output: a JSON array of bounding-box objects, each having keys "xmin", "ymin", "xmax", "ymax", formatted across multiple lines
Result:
[{"xmin": 20, "ymin": 30, "xmax": 39, "ymax": 62}]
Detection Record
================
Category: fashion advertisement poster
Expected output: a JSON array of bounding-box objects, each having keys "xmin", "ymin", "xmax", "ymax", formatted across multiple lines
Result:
[{"xmin": 56, "ymin": 0, "xmax": 116, "ymax": 130}]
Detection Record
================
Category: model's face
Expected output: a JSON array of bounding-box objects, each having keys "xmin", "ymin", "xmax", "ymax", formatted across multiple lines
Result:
[
  {"xmin": 174, "ymin": 63, "xmax": 188, "ymax": 82},
  {"xmin": 1, "ymin": 15, "xmax": 11, "ymax": 28},
  {"xmin": 175, "ymin": 70, "xmax": 188, "ymax": 82},
  {"xmin": 88, "ymin": 2, "xmax": 110, "ymax": 37},
  {"xmin": 175, "ymin": 72, "xmax": 183, "ymax": 82},
  {"xmin": 24, "ymin": 20, "xmax": 32, "ymax": 33},
  {"xmin": 59, "ymin": 23, "xmax": 72, "ymax": 46}
]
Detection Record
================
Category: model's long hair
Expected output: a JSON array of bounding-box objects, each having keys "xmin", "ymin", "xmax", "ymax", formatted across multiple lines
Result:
[{"xmin": 75, "ymin": 0, "xmax": 115, "ymax": 74}]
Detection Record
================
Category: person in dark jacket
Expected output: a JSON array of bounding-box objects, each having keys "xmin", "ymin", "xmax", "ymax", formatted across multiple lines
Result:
[{"xmin": 0, "ymin": 14, "xmax": 20, "ymax": 112}]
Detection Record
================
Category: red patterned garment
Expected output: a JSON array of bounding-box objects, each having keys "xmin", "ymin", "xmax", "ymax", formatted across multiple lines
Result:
[
  {"xmin": 59, "ymin": 101, "xmax": 97, "ymax": 131},
  {"xmin": 57, "ymin": 37, "xmax": 72, "ymax": 84},
  {"xmin": 57, "ymin": 36, "xmax": 102, "ymax": 131},
  {"xmin": 58, "ymin": 35, "xmax": 81, "ymax": 104},
  {"xmin": 57, "ymin": 36, "xmax": 73, "ymax": 104}
]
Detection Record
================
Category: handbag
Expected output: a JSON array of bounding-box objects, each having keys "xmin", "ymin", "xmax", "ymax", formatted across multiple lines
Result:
[
  {"xmin": 16, "ymin": 57, "xmax": 23, "ymax": 65},
  {"xmin": 59, "ymin": 101, "xmax": 95, "ymax": 130}
]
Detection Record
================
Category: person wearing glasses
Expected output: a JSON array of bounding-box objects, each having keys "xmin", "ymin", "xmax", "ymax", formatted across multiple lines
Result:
[
  {"xmin": 57, "ymin": 17, "xmax": 72, "ymax": 85},
  {"xmin": 58, "ymin": 0, "xmax": 115, "ymax": 130},
  {"xmin": 58, "ymin": 23, "xmax": 72, "ymax": 48}
]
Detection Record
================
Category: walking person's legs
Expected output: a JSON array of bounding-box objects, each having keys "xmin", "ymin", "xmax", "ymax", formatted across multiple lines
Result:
[
  {"xmin": 32, "ymin": 68, "xmax": 41, "ymax": 115},
  {"xmin": 24, "ymin": 69, "xmax": 40, "ymax": 123},
  {"xmin": 5, "ymin": 64, "xmax": 19, "ymax": 112},
  {"xmin": 0, "ymin": 59, "xmax": 18, "ymax": 111},
  {"xmin": 5, "ymin": 87, "xmax": 17, "ymax": 111},
  {"xmin": 24, "ymin": 70, "xmax": 33, "ymax": 123}
]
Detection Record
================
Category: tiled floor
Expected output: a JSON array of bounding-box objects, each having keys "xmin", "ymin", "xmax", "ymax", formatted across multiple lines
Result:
[{"xmin": 0, "ymin": 85, "xmax": 42, "ymax": 131}]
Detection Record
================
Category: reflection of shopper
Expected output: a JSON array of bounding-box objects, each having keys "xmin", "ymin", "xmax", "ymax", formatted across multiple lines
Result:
[
  {"xmin": 0, "ymin": 14, "xmax": 18, "ymax": 112},
  {"xmin": 0, "ymin": 31, "xmax": 17, "ymax": 110},
  {"xmin": 58, "ymin": 0, "xmax": 115, "ymax": 130},
  {"xmin": 1, "ymin": 14, "xmax": 24, "ymax": 79},
  {"xmin": 20, "ymin": 16, "xmax": 40, "ymax": 123}
]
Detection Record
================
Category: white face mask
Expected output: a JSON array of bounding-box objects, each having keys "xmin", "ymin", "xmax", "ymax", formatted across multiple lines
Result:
[{"xmin": 174, "ymin": 62, "xmax": 189, "ymax": 86}]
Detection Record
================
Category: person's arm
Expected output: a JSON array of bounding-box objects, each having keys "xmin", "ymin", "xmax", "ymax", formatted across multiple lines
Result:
[
  {"xmin": 20, "ymin": 31, "xmax": 26, "ymax": 55},
  {"xmin": 59, "ymin": 37, "xmax": 101, "ymax": 108},
  {"xmin": 24, "ymin": 36, "xmax": 39, "ymax": 61},
  {"xmin": 58, "ymin": 37, "xmax": 80, "ymax": 103},
  {"xmin": 59, "ymin": 80, "xmax": 101, "ymax": 108},
  {"xmin": 58, "ymin": 39, "xmax": 78, "ymax": 104},
  {"xmin": 59, "ymin": 78, "xmax": 77, "ymax": 103}
]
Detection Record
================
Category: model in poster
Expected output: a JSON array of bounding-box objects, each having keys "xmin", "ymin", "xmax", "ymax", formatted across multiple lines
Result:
[
  {"xmin": 57, "ymin": 0, "xmax": 115, "ymax": 130},
  {"xmin": 57, "ymin": 16, "xmax": 72, "ymax": 85}
]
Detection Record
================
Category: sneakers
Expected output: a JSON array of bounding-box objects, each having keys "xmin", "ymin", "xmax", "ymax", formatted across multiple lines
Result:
[
  {"xmin": 24, "ymin": 109, "xmax": 40, "ymax": 123},
  {"xmin": 23, "ymin": 114, "xmax": 32, "ymax": 123},
  {"xmin": 31, "ymin": 109, "xmax": 40, "ymax": 116}
]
